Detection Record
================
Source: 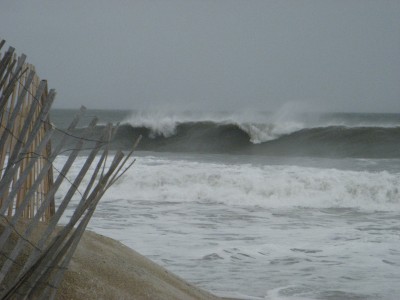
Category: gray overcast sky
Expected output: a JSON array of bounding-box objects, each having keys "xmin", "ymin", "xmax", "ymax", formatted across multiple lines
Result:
[{"xmin": 1, "ymin": 0, "xmax": 399, "ymax": 112}]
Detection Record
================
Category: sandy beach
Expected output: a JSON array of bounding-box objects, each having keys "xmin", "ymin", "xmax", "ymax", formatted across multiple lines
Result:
[
  {"xmin": 0, "ymin": 220, "xmax": 222, "ymax": 300},
  {"xmin": 57, "ymin": 230, "xmax": 222, "ymax": 300}
]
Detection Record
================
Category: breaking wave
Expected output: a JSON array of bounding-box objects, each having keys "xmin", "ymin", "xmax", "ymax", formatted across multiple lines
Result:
[
  {"xmin": 64, "ymin": 122, "xmax": 399, "ymax": 158},
  {"xmin": 58, "ymin": 111, "xmax": 400, "ymax": 158}
]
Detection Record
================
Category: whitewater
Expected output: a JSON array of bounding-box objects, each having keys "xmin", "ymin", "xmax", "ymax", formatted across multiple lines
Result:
[{"xmin": 53, "ymin": 109, "xmax": 400, "ymax": 299}]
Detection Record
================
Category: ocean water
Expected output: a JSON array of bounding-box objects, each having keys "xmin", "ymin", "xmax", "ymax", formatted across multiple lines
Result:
[{"xmin": 53, "ymin": 109, "xmax": 400, "ymax": 300}]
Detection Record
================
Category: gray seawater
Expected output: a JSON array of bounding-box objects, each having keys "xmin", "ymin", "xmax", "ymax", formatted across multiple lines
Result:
[{"xmin": 53, "ymin": 109, "xmax": 400, "ymax": 299}]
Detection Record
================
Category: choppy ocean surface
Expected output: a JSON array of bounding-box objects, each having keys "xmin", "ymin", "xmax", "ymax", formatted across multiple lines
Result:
[{"xmin": 54, "ymin": 109, "xmax": 400, "ymax": 299}]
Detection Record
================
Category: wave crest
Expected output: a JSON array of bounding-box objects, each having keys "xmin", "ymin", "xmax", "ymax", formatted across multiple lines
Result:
[
  {"xmin": 60, "ymin": 111, "xmax": 400, "ymax": 158},
  {"xmin": 122, "ymin": 111, "xmax": 307, "ymax": 143}
]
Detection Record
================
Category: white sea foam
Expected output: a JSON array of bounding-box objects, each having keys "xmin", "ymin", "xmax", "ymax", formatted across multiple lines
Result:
[
  {"xmin": 56, "ymin": 155, "xmax": 400, "ymax": 211},
  {"xmin": 100, "ymin": 156, "xmax": 400, "ymax": 211},
  {"xmin": 55, "ymin": 154, "xmax": 400, "ymax": 299}
]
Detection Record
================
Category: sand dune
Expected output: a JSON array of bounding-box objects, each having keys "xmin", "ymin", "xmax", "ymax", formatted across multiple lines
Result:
[{"xmin": 57, "ymin": 230, "xmax": 222, "ymax": 300}]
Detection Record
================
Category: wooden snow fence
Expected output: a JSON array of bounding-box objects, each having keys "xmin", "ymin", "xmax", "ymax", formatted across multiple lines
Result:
[
  {"xmin": 0, "ymin": 40, "xmax": 139, "ymax": 299},
  {"xmin": 0, "ymin": 42, "xmax": 54, "ymax": 221}
]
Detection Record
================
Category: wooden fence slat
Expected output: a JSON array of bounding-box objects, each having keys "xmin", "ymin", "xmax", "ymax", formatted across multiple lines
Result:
[
  {"xmin": 0, "ymin": 59, "xmax": 16, "ymax": 94},
  {"xmin": 0, "ymin": 70, "xmax": 35, "ymax": 181},
  {"xmin": 0, "ymin": 53, "xmax": 26, "ymax": 112},
  {"xmin": 0, "ymin": 47, "xmax": 14, "ymax": 81}
]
